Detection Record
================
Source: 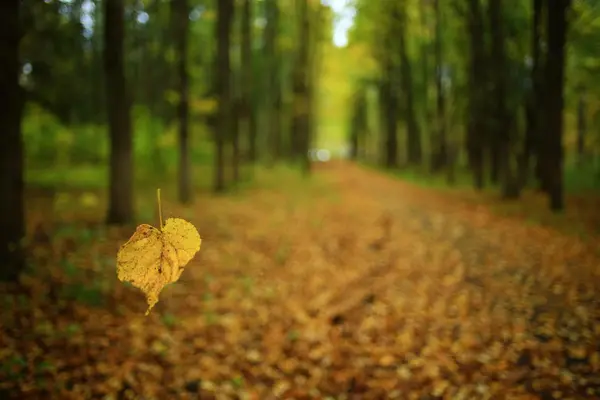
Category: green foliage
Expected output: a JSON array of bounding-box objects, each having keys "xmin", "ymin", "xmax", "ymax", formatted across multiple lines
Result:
[{"xmin": 564, "ymin": 158, "xmax": 600, "ymax": 194}]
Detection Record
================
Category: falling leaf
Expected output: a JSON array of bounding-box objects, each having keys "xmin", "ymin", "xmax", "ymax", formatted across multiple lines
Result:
[
  {"xmin": 116, "ymin": 218, "xmax": 201, "ymax": 314},
  {"xmin": 116, "ymin": 189, "xmax": 201, "ymax": 315}
]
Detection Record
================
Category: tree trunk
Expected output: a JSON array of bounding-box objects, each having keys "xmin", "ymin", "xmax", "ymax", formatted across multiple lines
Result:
[
  {"xmin": 349, "ymin": 124, "xmax": 359, "ymax": 160},
  {"xmin": 232, "ymin": 95, "xmax": 241, "ymax": 183},
  {"xmin": 0, "ymin": 0, "xmax": 25, "ymax": 281},
  {"xmin": 264, "ymin": 0, "xmax": 282, "ymax": 165},
  {"xmin": 489, "ymin": 144, "xmax": 500, "ymax": 184},
  {"xmin": 419, "ymin": 0, "xmax": 431, "ymax": 157},
  {"xmin": 486, "ymin": 0, "xmax": 501, "ymax": 187},
  {"xmin": 214, "ymin": 0, "xmax": 234, "ymax": 192},
  {"xmin": 544, "ymin": 0, "xmax": 570, "ymax": 211},
  {"xmin": 432, "ymin": 0, "xmax": 447, "ymax": 172},
  {"xmin": 577, "ymin": 92, "xmax": 586, "ymax": 164},
  {"xmin": 291, "ymin": 0, "xmax": 310, "ymax": 169},
  {"xmin": 488, "ymin": 0, "xmax": 518, "ymax": 199},
  {"xmin": 241, "ymin": 0, "xmax": 257, "ymax": 163},
  {"xmin": 349, "ymin": 88, "xmax": 367, "ymax": 161},
  {"xmin": 105, "ymin": 0, "xmax": 134, "ymax": 224},
  {"xmin": 377, "ymin": 80, "xmax": 388, "ymax": 167},
  {"xmin": 398, "ymin": 6, "xmax": 422, "ymax": 166},
  {"xmin": 145, "ymin": 1, "xmax": 167, "ymax": 175},
  {"xmin": 173, "ymin": 0, "xmax": 192, "ymax": 203},
  {"xmin": 521, "ymin": 0, "xmax": 544, "ymax": 189},
  {"xmin": 383, "ymin": 72, "xmax": 398, "ymax": 169},
  {"xmin": 532, "ymin": 0, "xmax": 548, "ymax": 191},
  {"xmin": 304, "ymin": 3, "xmax": 323, "ymax": 175},
  {"xmin": 466, "ymin": 0, "xmax": 487, "ymax": 190}
]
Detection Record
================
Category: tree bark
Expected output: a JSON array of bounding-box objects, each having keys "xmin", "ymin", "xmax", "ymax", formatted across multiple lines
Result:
[
  {"xmin": 173, "ymin": 0, "xmax": 192, "ymax": 203},
  {"xmin": 522, "ymin": 0, "xmax": 544, "ymax": 189},
  {"xmin": 544, "ymin": 0, "xmax": 570, "ymax": 211},
  {"xmin": 232, "ymin": 94, "xmax": 241, "ymax": 183},
  {"xmin": 466, "ymin": 0, "xmax": 487, "ymax": 190},
  {"xmin": 0, "ymin": 0, "xmax": 25, "ymax": 281},
  {"xmin": 419, "ymin": 0, "xmax": 431, "ymax": 158},
  {"xmin": 398, "ymin": 6, "xmax": 422, "ymax": 166},
  {"xmin": 489, "ymin": 0, "xmax": 519, "ymax": 198},
  {"xmin": 291, "ymin": 0, "xmax": 310, "ymax": 168},
  {"xmin": 349, "ymin": 88, "xmax": 367, "ymax": 161},
  {"xmin": 576, "ymin": 92, "xmax": 586, "ymax": 164},
  {"xmin": 241, "ymin": 0, "xmax": 257, "ymax": 163},
  {"xmin": 532, "ymin": 0, "xmax": 548, "ymax": 191},
  {"xmin": 105, "ymin": 0, "xmax": 134, "ymax": 224},
  {"xmin": 214, "ymin": 0, "xmax": 234, "ymax": 192},
  {"xmin": 432, "ymin": 0, "xmax": 447, "ymax": 172},
  {"xmin": 383, "ymin": 71, "xmax": 398, "ymax": 169},
  {"xmin": 264, "ymin": 0, "xmax": 282, "ymax": 165}
]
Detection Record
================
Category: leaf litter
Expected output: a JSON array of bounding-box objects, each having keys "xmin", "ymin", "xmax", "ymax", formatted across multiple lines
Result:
[{"xmin": 2, "ymin": 163, "xmax": 600, "ymax": 399}]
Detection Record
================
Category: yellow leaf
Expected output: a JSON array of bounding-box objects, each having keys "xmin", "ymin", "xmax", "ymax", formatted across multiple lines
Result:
[
  {"xmin": 116, "ymin": 190, "xmax": 201, "ymax": 315},
  {"xmin": 379, "ymin": 354, "xmax": 395, "ymax": 367}
]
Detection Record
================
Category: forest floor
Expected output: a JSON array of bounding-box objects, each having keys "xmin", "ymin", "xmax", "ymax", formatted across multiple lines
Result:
[{"xmin": 2, "ymin": 161, "xmax": 600, "ymax": 400}]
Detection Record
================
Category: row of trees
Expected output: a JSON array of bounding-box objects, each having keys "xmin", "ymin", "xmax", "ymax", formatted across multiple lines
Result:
[
  {"xmin": 0, "ymin": 0, "xmax": 328, "ymax": 281},
  {"xmin": 347, "ymin": 0, "xmax": 599, "ymax": 211}
]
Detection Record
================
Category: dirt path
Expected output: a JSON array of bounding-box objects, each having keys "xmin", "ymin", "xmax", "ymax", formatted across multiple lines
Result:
[{"xmin": 3, "ymin": 162, "xmax": 600, "ymax": 399}]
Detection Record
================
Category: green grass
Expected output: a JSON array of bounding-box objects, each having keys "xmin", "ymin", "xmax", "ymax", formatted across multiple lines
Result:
[
  {"xmin": 24, "ymin": 158, "xmax": 330, "ymax": 216},
  {"xmin": 361, "ymin": 162, "xmax": 484, "ymax": 193},
  {"xmin": 366, "ymin": 158, "xmax": 600, "ymax": 195},
  {"xmin": 26, "ymin": 165, "xmax": 107, "ymax": 190},
  {"xmin": 390, "ymin": 167, "xmax": 474, "ymax": 190}
]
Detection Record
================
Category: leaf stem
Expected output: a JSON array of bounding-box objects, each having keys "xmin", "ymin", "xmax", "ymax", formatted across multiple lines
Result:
[{"xmin": 157, "ymin": 188, "xmax": 163, "ymax": 230}]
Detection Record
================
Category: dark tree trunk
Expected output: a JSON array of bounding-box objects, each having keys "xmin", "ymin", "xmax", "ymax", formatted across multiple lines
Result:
[
  {"xmin": 145, "ymin": 1, "xmax": 167, "ymax": 175},
  {"xmin": 0, "ymin": 0, "xmax": 25, "ymax": 281},
  {"xmin": 486, "ymin": 0, "xmax": 501, "ymax": 187},
  {"xmin": 214, "ymin": 0, "xmax": 234, "ymax": 192},
  {"xmin": 398, "ymin": 7, "xmax": 422, "ymax": 165},
  {"xmin": 466, "ymin": 0, "xmax": 487, "ymax": 190},
  {"xmin": 489, "ymin": 145, "xmax": 500, "ymax": 184},
  {"xmin": 264, "ymin": 0, "xmax": 282, "ymax": 165},
  {"xmin": 304, "ymin": 3, "xmax": 323, "ymax": 175},
  {"xmin": 532, "ymin": 0, "xmax": 548, "ymax": 191},
  {"xmin": 105, "ymin": 0, "xmax": 134, "ymax": 224},
  {"xmin": 291, "ymin": 0, "xmax": 310, "ymax": 168},
  {"xmin": 544, "ymin": 0, "xmax": 570, "ymax": 211},
  {"xmin": 419, "ymin": 0, "xmax": 431, "ymax": 154},
  {"xmin": 577, "ymin": 92, "xmax": 586, "ymax": 163},
  {"xmin": 383, "ymin": 72, "xmax": 398, "ymax": 169},
  {"xmin": 173, "ymin": 0, "xmax": 192, "ymax": 203},
  {"xmin": 377, "ymin": 80, "xmax": 388, "ymax": 166},
  {"xmin": 432, "ymin": 0, "xmax": 447, "ymax": 172},
  {"xmin": 521, "ymin": 0, "xmax": 543, "ymax": 189},
  {"xmin": 232, "ymin": 95, "xmax": 241, "ymax": 183},
  {"xmin": 349, "ymin": 88, "xmax": 367, "ymax": 161},
  {"xmin": 349, "ymin": 127, "xmax": 358, "ymax": 160},
  {"xmin": 488, "ymin": 0, "xmax": 519, "ymax": 198},
  {"xmin": 241, "ymin": 0, "xmax": 257, "ymax": 163}
]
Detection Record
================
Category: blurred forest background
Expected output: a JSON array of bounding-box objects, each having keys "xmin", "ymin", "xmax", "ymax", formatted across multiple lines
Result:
[{"xmin": 2, "ymin": 0, "xmax": 600, "ymax": 398}]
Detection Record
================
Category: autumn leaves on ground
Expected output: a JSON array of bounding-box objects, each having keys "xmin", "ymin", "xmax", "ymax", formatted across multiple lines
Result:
[{"xmin": 2, "ymin": 162, "xmax": 600, "ymax": 400}]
